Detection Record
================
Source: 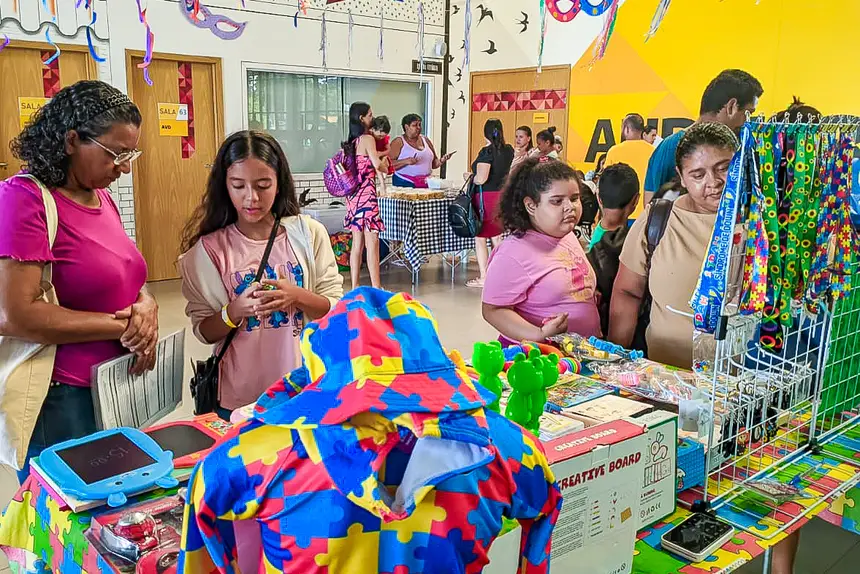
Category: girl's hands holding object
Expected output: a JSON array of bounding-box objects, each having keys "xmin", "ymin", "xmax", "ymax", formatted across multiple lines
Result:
[
  {"xmin": 540, "ymin": 313, "xmax": 569, "ymax": 339},
  {"xmin": 227, "ymin": 282, "xmax": 262, "ymax": 324},
  {"xmin": 253, "ymin": 279, "xmax": 305, "ymax": 319}
]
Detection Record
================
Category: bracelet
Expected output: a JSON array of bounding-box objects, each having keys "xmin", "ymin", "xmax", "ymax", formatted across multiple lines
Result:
[{"xmin": 221, "ymin": 304, "xmax": 239, "ymax": 329}]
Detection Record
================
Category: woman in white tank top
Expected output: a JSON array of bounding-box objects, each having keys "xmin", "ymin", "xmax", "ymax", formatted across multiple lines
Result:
[{"xmin": 389, "ymin": 114, "xmax": 454, "ymax": 188}]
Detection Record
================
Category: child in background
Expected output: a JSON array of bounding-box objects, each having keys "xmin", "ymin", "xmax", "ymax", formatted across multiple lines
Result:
[
  {"xmin": 371, "ymin": 115, "xmax": 393, "ymax": 175},
  {"xmin": 535, "ymin": 127, "xmax": 559, "ymax": 160},
  {"xmin": 482, "ymin": 158, "xmax": 601, "ymax": 343},
  {"xmin": 586, "ymin": 163, "xmax": 640, "ymax": 336}
]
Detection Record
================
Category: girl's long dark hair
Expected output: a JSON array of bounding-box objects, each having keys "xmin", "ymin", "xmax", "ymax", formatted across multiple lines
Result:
[
  {"xmin": 484, "ymin": 119, "xmax": 506, "ymax": 152},
  {"xmin": 517, "ymin": 125, "xmax": 534, "ymax": 151},
  {"xmin": 181, "ymin": 130, "xmax": 299, "ymax": 252},
  {"xmin": 342, "ymin": 102, "xmax": 370, "ymax": 174}
]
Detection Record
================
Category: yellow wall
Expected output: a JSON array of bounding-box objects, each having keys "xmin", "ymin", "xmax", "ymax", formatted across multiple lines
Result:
[{"xmin": 566, "ymin": 0, "xmax": 860, "ymax": 167}]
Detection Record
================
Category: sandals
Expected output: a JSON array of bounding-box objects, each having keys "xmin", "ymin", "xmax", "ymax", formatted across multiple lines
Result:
[{"xmin": 466, "ymin": 278, "xmax": 485, "ymax": 288}]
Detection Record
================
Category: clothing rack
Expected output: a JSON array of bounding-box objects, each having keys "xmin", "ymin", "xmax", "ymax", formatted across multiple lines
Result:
[{"xmin": 688, "ymin": 118, "xmax": 860, "ymax": 540}]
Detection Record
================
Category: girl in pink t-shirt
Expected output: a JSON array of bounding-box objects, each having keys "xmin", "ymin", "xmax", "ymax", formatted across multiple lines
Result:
[
  {"xmin": 179, "ymin": 131, "xmax": 343, "ymax": 418},
  {"xmin": 482, "ymin": 158, "xmax": 601, "ymax": 343}
]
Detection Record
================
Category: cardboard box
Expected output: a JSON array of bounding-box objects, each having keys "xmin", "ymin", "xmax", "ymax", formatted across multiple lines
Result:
[
  {"xmin": 633, "ymin": 410, "xmax": 678, "ymax": 528},
  {"xmin": 544, "ymin": 420, "xmax": 647, "ymax": 574}
]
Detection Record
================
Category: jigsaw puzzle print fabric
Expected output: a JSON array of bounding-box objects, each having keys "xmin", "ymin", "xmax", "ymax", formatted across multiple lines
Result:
[{"xmin": 179, "ymin": 288, "xmax": 562, "ymax": 573}]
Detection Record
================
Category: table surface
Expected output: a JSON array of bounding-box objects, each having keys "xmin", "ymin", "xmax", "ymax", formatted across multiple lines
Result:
[
  {"xmin": 2, "ymin": 422, "xmax": 859, "ymax": 574},
  {"xmin": 632, "ymin": 422, "xmax": 860, "ymax": 573},
  {"xmin": 378, "ymin": 196, "xmax": 474, "ymax": 272}
]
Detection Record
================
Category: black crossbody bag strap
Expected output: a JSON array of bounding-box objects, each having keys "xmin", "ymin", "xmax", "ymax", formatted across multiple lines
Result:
[{"xmin": 213, "ymin": 217, "xmax": 282, "ymax": 364}]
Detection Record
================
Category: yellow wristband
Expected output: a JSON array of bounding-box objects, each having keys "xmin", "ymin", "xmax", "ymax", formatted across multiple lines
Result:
[{"xmin": 222, "ymin": 304, "xmax": 239, "ymax": 329}]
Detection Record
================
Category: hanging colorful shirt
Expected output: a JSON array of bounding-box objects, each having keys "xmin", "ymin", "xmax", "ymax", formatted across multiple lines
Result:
[{"xmin": 179, "ymin": 288, "xmax": 562, "ymax": 574}]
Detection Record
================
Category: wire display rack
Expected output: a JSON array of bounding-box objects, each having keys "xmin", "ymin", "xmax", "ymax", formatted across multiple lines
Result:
[{"xmin": 690, "ymin": 120, "xmax": 860, "ymax": 542}]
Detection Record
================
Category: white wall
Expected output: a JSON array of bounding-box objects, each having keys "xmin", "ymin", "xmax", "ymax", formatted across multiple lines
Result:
[
  {"xmin": 444, "ymin": 0, "xmax": 603, "ymax": 176},
  {"xmin": 1, "ymin": 0, "xmax": 445, "ymax": 238}
]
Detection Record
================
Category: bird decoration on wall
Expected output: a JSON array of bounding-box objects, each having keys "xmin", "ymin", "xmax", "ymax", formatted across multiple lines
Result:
[
  {"xmin": 447, "ymin": 75, "xmax": 454, "ymax": 87},
  {"xmin": 446, "ymin": 53, "xmax": 455, "ymax": 64},
  {"xmin": 460, "ymin": 39, "xmax": 465, "ymax": 50},
  {"xmin": 452, "ymin": 4, "xmax": 460, "ymax": 15},
  {"xmin": 476, "ymin": 4, "xmax": 493, "ymax": 25},
  {"xmin": 455, "ymin": 67, "xmax": 463, "ymax": 81},
  {"xmin": 458, "ymin": 90, "xmax": 466, "ymax": 104},
  {"xmin": 482, "ymin": 40, "xmax": 497, "ymax": 55},
  {"xmin": 517, "ymin": 11, "xmax": 529, "ymax": 33},
  {"xmin": 451, "ymin": 109, "xmax": 456, "ymax": 120}
]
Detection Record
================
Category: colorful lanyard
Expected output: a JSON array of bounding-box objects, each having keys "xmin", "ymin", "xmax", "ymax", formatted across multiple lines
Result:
[
  {"xmin": 691, "ymin": 125, "xmax": 751, "ymax": 334},
  {"xmin": 796, "ymin": 131, "xmax": 824, "ymax": 299},
  {"xmin": 756, "ymin": 126, "xmax": 785, "ymax": 350},
  {"xmin": 807, "ymin": 132, "xmax": 856, "ymax": 310},
  {"xmin": 740, "ymin": 136, "xmax": 768, "ymax": 314}
]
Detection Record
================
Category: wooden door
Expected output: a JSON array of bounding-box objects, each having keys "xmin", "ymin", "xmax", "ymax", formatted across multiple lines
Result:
[
  {"xmin": 127, "ymin": 52, "xmax": 224, "ymax": 281},
  {"xmin": 0, "ymin": 41, "xmax": 96, "ymax": 178},
  {"xmin": 469, "ymin": 65, "xmax": 571, "ymax": 163}
]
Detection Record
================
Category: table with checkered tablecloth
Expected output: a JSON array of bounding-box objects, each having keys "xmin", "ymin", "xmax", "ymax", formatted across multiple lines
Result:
[{"xmin": 378, "ymin": 196, "xmax": 475, "ymax": 276}]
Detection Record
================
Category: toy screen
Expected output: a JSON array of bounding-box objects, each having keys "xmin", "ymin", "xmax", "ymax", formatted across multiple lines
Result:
[
  {"xmin": 146, "ymin": 425, "xmax": 216, "ymax": 459},
  {"xmin": 56, "ymin": 433, "xmax": 156, "ymax": 485},
  {"xmin": 663, "ymin": 513, "xmax": 733, "ymax": 554}
]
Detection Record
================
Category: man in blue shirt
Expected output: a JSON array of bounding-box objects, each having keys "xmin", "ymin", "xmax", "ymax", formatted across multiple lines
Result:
[{"xmin": 643, "ymin": 69, "xmax": 764, "ymax": 203}]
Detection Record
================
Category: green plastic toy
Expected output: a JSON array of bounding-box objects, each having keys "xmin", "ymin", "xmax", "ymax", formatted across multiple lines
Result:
[
  {"xmin": 505, "ymin": 348, "xmax": 557, "ymax": 434},
  {"xmin": 473, "ymin": 341, "xmax": 505, "ymax": 412}
]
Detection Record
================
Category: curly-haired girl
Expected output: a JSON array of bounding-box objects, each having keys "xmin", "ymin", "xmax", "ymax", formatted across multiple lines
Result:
[
  {"xmin": 0, "ymin": 80, "xmax": 157, "ymax": 482},
  {"xmin": 481, "ymin": 158, "xmax": 601, "ymax": 343}
]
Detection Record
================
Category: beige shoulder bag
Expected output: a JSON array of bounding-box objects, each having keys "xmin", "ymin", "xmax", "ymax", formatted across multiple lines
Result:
[{"xmin": 0, "ymin": 174, "xmax": 59, "ymax": 469}]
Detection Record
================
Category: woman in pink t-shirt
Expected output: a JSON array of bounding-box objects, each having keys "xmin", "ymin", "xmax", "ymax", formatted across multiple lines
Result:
[
  {"xmin": 0, "ymin": 81, "xmax": 157, "ymax": 482},
  {"xmin": 180, "ymin": 131, "xmax": 343, "ymax": 419},
  {"xmin": 482, "ymin": 158, "xmax": 601, "ymax": 344}
]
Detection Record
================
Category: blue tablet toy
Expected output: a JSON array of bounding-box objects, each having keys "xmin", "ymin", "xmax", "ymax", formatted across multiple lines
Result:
[{"xmin": 39, "ymin": 427, "xmax": 178, "ymax": 508}]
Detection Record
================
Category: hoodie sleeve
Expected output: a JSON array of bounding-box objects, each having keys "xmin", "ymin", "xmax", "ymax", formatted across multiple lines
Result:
[
  {"xmin": 507, "ymin": 431, "xmax": 562, "ymax": 574},
  {"xmin": 179, "ymin": 420, "xmax": 296, "ymax": 573}
]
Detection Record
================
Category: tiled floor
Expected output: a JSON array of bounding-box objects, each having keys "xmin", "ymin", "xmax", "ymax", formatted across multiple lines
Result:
[{"xmin": 1, "ymin": 260, "xmax": 857, "ymax": 572}]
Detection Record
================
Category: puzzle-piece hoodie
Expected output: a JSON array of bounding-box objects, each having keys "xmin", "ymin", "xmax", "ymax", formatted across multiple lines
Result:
[{"xmin": 179, "ymin": 287, "xmax": 562, "ymax": 574}]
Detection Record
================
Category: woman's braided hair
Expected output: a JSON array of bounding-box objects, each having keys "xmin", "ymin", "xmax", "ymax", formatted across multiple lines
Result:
[
  {"xmin": 11, "ymin": 80, "xmax": 141, "ymax": 187},
  {"xmin": 499, "ymin": 157, "xmax": 581, "ymax": 236},
  {"xmin": 675, "ymin": 122, "xmax": 739, "ymax": 172}
]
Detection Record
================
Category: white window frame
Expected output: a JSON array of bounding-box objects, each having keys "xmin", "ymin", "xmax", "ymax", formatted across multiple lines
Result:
[{"xmin": 241, "ymin": 61, "xmax": 436, "ymax": 176}]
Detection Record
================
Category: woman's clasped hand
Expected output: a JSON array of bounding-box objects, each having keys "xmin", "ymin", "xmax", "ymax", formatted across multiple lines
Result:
[{"xmin": 115, "ymin": 292, "xmax": 159, "ymax": 375}]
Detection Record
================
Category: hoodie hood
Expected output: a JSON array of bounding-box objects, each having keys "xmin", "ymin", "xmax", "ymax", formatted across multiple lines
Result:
[{"xmin": 255, "ymin": 288, "xmax": 496, "ymax": 520}]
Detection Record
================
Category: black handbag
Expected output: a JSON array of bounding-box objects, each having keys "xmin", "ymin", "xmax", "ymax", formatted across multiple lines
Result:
[
  {"xmin": 448, "ymin": 177, "xmax": 484, "ymax": 239},
  {"xmin": 189, "ymin": 217, "xmax": 281, "ymax": 415}
]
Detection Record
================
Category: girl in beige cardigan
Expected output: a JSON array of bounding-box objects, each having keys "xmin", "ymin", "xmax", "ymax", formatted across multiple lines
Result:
[{"xmin": 179, "ymin": 131, "xmax": 343, "ymax": 417}]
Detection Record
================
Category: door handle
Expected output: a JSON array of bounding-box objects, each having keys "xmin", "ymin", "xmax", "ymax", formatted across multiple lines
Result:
[{"xmin": 204, "ymin": 164, "xmax": 213, "ymax": 168}]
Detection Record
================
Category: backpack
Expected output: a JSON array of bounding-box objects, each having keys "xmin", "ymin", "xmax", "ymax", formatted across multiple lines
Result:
[
  {"xmin": 448, "ymin": 178, "xmax": 484, "ymax": 239},
  {"xmin": 630, "ymin": 198, "xmax": 674, "ymax": 353},
  {"xmin": 323, "ymin": 149, "xmax": 359, "ymax": 198}
]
